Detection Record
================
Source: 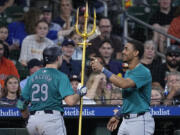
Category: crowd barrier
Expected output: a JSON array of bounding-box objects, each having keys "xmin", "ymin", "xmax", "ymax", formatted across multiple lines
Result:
[{"xmin": 0, "ymin": 105, "xmax": 180, "ymax": 135}]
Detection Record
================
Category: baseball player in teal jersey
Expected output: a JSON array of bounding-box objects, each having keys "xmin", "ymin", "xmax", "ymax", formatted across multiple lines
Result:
[
  {"xmin": 16, "ymin": 46, "xmax": 86, "ymax": 135},
  {"xmin": 91, "ymin": 40, "xmax": 155, "ymax": 135}
]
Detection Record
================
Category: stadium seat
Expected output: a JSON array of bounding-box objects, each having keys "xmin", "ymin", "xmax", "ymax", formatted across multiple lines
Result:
[
  {"xmin": 0, "ymin": 128, "xmax": 29, "ymax": 135},
  {"xmin": 174, "ymin": 130, "xmax": 180, "ymax": 135}
]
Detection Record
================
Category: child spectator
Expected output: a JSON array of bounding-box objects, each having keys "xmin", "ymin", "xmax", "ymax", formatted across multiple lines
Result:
[
  {"xmin": 110, "ymin": 87, "xmax": 123, "ymax": 105},
  {"xmin": 69, "ymin": 75, "xmax": 81, "ymax": 93},
  {"xmin": 164, "ymin": 71, "xmax": 180, "ymax": 105},
  {"xmin": 151, "ymin": 86, "xmax": 163, "ymax": 106},
  {"xmin": 68, "ymin": 31, "xmax": 82, "ymax": 60}
]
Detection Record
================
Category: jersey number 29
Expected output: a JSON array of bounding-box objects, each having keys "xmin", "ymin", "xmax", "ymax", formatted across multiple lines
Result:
[{"xmin": 32, "ymin": 84, "xmax": 48, "ymax": 102}]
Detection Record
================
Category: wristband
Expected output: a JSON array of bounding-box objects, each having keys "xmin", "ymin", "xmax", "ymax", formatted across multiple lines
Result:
[
  {"xmin": 102, "ymin": 67, "xmax": 113, "ymax": 79},
  {"xmin": 114, "ymin": 110, "xmax": 121, "ymax": 120}
]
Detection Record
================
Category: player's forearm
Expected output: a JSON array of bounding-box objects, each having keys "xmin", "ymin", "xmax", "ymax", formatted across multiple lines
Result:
[
  {"xmin": 64, "ymin": 94, "xmax": 80, "ymax": 106},
  {"xmin": 86, "ymin": 82, "xmax": 99, "ymax": 99},
  {"xmin": 109, "ymin": 75, "xmax": 127, "ymax": 88}
]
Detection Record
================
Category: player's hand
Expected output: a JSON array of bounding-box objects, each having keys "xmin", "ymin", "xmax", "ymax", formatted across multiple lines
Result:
[
  {"xmin": 90, "ymin": 57, "xmax": 103, "ymax": 72},
  {"xmin": 77, "ymin": 83, "xmax": 87, "ymax": 97},
  {"xmin": 107, "ymin": 116, "xmax": 119, "ymax": 131}
]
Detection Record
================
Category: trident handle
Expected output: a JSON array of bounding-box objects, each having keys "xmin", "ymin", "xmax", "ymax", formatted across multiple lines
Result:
[{"xmin": 75, "ymin": 2, "xmax": 96, "ymax": 135}]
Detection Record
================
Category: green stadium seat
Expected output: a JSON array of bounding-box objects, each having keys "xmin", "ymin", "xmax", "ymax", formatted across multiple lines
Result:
[
  {"xmin": 0, "ymin": 128, "xmax": 29, "ymax": 135},
  {"xmin": 16, "ymin": 128, "xmax": 29, "ymax": 135},
  {"xmin": 174, "ymin": 130, "xmax": 180, "ymax": 135},
  {"xmin": 15, "ymin": 61, "xmax": 29, "ymax": 81}
]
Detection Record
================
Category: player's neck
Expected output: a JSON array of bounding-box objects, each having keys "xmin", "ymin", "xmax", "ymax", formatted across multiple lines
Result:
[
  {"xmin": 128, "ymin": 58, "xmax": 140, "ymax": 70},
  {"xmin": 45, "ymin": 64, "xmax": 58, "ymax": 69}
]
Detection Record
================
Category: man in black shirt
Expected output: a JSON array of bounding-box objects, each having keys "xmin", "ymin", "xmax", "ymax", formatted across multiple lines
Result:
[
  {"xmin": 160, "ymin": 45, "xmax": 180, "ymax": 88},
  {"xmin": 87, "ymin": 17, "xmax": 123, "ymax": 60},
  {"xmin": 149, "ymin": 0, "xmax": 176, "ymax": 53}
]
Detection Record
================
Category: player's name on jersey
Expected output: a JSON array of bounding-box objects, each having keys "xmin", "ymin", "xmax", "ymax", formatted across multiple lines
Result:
[{"xmin": 31, "ymin": 74, "xmax": 52, "ymax": 82}]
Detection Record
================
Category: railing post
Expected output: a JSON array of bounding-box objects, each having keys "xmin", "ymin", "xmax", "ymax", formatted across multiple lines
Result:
[{"xmin": 123, "ymin": 11, "xmax": 128, "ymax": 45}]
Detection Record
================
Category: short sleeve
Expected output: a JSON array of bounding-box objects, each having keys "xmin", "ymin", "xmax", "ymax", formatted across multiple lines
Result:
[
  {"xmin": 127, "ymin": 68, "xmax": 152, "ymax": 89},
  {"xmin": 58, "ymin": 74, "xmax": 75, "ymax": 98},
  {"xmin": 21, "ymin": 78, "xmax": 31, "ymax": 101}
]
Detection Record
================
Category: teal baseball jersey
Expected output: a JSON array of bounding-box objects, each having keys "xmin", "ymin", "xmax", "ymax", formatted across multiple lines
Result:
[
  {"xmin": 121, "ymin": 64, "xmax": 152, "ymax": 114},
  {"xmin": 21, "ymin": 68, "xmax": 74, "ymax": 112}
]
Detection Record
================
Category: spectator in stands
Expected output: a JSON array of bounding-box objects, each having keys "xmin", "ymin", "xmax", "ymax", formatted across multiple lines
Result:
[
  {"xmin": 7, "ymin": 8, "xmax": 43, "ymax": 47},
  {"xmin": 0, "ymin": 25, "xmax": 19, "ymax": 60},
  {"xmin": 164, "ymin": 71, "xmax": 180, "ymax": 105},
  {"xmin": 20, "ymin": 59, "xmax": 43, "ymax": 90},
  {"xmin": 69, "ymin": 75, "xmax": 81, "ymax": 93},
  {"xmin": 54, "ymin": 0, "xmax": 75, "ymax": 29},
  {"xmin": 85, "ymin": 72, "xmax": 111, "ymax": 105},
  {"xmin": 0, "ymin": 25, "xmax": 18, "ymax": 51},
  {"xmin": 141, "ymin": 40, "xmax": 164, "ymax": 89},
  {"xmin": 0, "ymin": 83, "xmax": 2, "ymax": 98},
  {"xmin": 59, "ymin": 38, "xmax": 81, "ymax": 77},
  {"xmin": 0, "ymin": 41, "xmax": 19, "ymax": 87},
  {"xmin": 19, "ymin": 20, "xmax": 54, "ymax": 66},
  {"xmin": 0, "ymin": 75, "xmax": 20, "ymax": 106},
  {"xmin": 75, "ymin": 6, "xmax": 100, "ymax": 41},
  {"xmin": 87, "ymin": 17, "xmax": 123, "ymax": 60},
  {"xmin": 110, "ymin": 87, "xmax": 123, "ymax": 105},
  {"xmin": 160, "ymin": 45, "xmax": 180, "ymax": 88},
  {"xmin": 68, "ymin": 30, "xmax": 82, "ymax": 60},
  {"xmin": 58, "ymin": 5, "xmax": 100, "ymax": 44},
  {"xmin": 149, "ymin": 0, "xmax": 175, "ymax": 53},
  {"xmin": 151, "ymin": 86, "xmax": 163, "ymax": 106},
  {"xmin": 98, "ymin": 39, "xmax": 124, "ymax": 77},
  {"xmin": 41, "ymin": 5, "xmax": 62, "ymax": 44},
  {"xmin": 168, "ymin": 6, "xmax": 180, "ymax": 44},
  {"xmin": 0, "ymin": 0, "xmax": 14, "ymax": 13}
]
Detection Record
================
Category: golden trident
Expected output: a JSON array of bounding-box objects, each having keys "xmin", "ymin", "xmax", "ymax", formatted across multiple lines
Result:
[{"xmin": 75, "ymin": 2, "xmax": 96, "ymax": 135}]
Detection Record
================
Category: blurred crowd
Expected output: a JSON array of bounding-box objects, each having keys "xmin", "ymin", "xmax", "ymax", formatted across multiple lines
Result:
[{"xmin": 0, "ymin": 0, "xmax": 180, "ymax": 107}]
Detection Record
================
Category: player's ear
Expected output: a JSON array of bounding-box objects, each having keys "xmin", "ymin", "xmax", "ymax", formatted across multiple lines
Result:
[{"xmin": 133, "ymin": 50, "xmax": 139, "ymax": 57}]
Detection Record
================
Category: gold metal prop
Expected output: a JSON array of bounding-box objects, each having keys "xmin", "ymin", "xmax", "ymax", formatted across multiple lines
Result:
[{"xmin": 75, "ymin": 2, "xmax": 96, "ymax": 135}]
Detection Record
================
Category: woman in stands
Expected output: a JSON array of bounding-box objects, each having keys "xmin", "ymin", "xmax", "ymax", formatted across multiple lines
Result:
[
  {"xmin": 85, "ymin": 72, "xmax": 111, "ymax": 105},
  {"xmin": 0, "ymin": 75, "xmax": 20, "ymax": 106},
  {"xmin": 141, "ymin": 40, "xmax": 164, "ymax": 89}
]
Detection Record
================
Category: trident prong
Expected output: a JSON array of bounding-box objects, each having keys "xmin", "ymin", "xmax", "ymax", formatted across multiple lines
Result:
[
  {"xmin": 75, "ymin": 2, "xmax": 96, "ymax": 46},
  {"xmin": 87, "ymin": 9, "xmax": 96, "ymax": 37},
  {"xmin": 75, "ymin": 2, "xmax": 96, "ymax": 135}
]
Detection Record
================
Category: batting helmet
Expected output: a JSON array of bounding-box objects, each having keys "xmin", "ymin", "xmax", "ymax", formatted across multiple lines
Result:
[{"xmin": 43, "ymin": 46, "xmax": 62, "ymax": 65}]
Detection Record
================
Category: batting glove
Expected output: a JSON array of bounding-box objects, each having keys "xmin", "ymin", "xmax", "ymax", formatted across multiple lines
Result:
[{"xmin": 77, "ymin": 83, "xmax": 87, "ymax": 97}]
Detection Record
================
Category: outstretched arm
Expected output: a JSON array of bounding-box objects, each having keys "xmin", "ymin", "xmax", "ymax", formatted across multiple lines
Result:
[{"xmin": 90, "ymin": 57, "xmax": 136, "ymax": 89}]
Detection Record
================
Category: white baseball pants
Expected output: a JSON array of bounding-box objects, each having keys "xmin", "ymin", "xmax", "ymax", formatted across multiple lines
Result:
[
  {"xmin": 118, "ymin": 112, "xmax": 155, "ymax": 135},
  {"xmin": 26, "ymin": 110, "xmax": 66, "ymax": 135}
]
